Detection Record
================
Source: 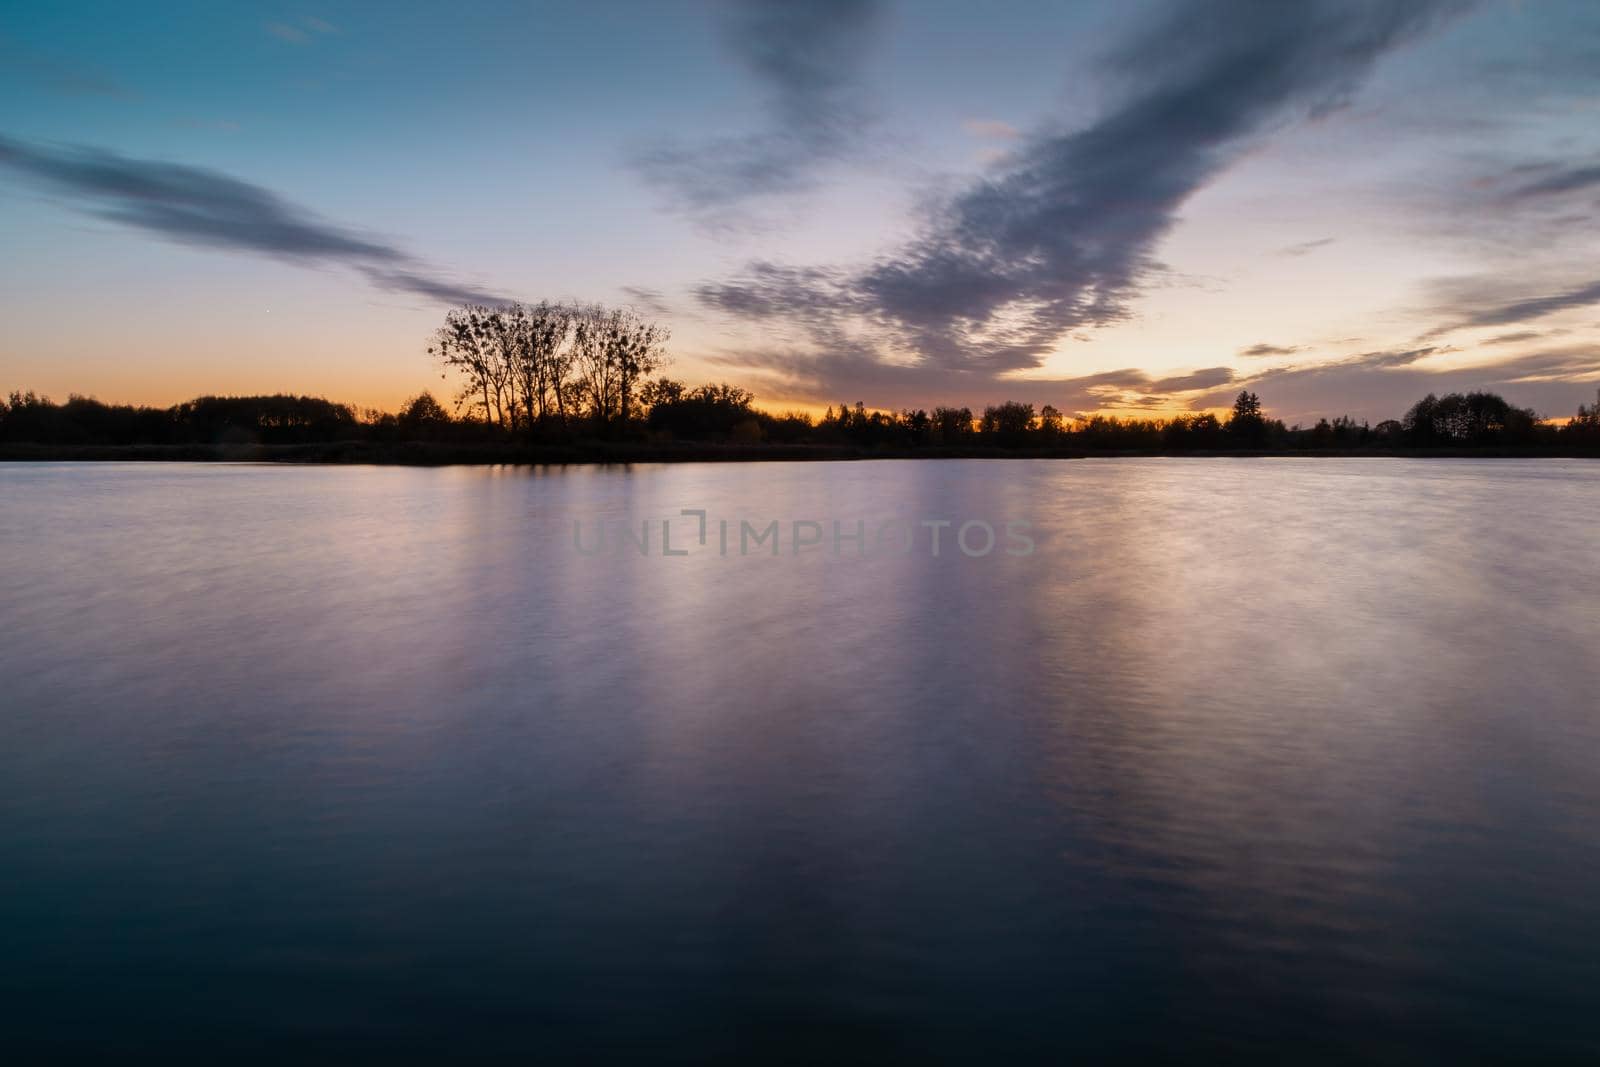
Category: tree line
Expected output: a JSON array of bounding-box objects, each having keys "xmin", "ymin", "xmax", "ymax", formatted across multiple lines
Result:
[{"xmin": 5, "ymin": 385, "xmax": 1598, "ymax": 453}]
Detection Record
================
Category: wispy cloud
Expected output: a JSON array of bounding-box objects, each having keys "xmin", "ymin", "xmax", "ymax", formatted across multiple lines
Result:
[
  {"xmin": 1424, "ymin": 278, "xmax": 1600, "ymax": 338},
  {"xmin": 1482, "ymin": 330, "xmax": 1543, "ymax": 346},
  {"xmin": 705, "ymin": 345, "xmax": 1239, "ymax": 412},
  {"xmin": 1239, "ymin": 343, "xmax": 1303, "ymax": 357},
  {"xmin": 0, "ymin": 33, "xmax": 134, "ymax": 99},
  {"xmin": 0, "ymin": 134, "xmax": 507, "ymax": 306},
  {"xmin": 265, "ymin": 16, "xmax": 338, "ymax": 45},
  {"xmin": 631, "ymin": 0, "xmax": 887, "ymax": 227},
  {"xmin": 1277, "ymin": 237, "xmax": 1335, "ymax": 257},
  {"xmin": 357, "ymin": 268, "xmax": 508, "ymax": 308},
  {"xmin": 1148, "ymin": 367, "xmax": 1237, "ymax": 392},
  {"xmin": 698, "ymin": 0, "xmax": 1470, "ymax": 395},
  {"xmin": 729, "ymin": 341, "xmax": 1598, "ymax": 423},
  {"xmin": 1503, "ymin": 161, "xmax": 1600, "ymax": 202},
  {"xmin": 1197, "ymin": 346, "xmax": 1600, "ymax": 424},
  {"xmin": 620, "ymin": 286, "xmax": 672, "ymax": 316}
]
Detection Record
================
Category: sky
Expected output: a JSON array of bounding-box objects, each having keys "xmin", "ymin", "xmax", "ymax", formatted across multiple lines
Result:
[{"xmin": 2, "ymin": 0, "xmax": 1599, "ymax": 425}]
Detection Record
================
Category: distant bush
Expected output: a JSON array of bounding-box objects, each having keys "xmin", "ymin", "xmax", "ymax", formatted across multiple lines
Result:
[{"xmin": 644, "ymin": 381, "xmax": 758, "ymax": 440}]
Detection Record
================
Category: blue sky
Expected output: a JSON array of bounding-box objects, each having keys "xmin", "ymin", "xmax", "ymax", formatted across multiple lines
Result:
[{"xmin": 3, "ymin": 0, "xmax": 1599, "ymax": 423}]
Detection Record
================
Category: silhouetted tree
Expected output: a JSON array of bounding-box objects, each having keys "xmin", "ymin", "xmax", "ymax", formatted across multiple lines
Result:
[
  {"xmin": 931, "ymin": 406, "xmax": 973, "ymax": 445},
  {"xmin": 430, "ymin": 305, "xmax": 513, "ymax": 430},
  {"xmin": 1162, "ymin": 412, "xmax": 1223, "ymax": 450},
  {"xmin": 640, "ymin": 378, "xmax": 686, "ymax": 410},
  {"xmin": 1228, "ymin": 390, "xmax": 1266, "ymax": 444},
  {"xmin": 1568, "ymin": 389, "xmax": 1600, "ymax": 442},
  {"xmin": 505, "ymin": 300, "xmax": 577, "ymax": 427},
  {"xmin": 981, "ymin": 401, "xmax": 1036, "ymax": 447},
  {"xmin": 603, "ymin": 305, "xmax": 670, "ymax": 425},
  {"xmin": 567, "ymin": 304, "xmax": 669, "ymax": 431},
  {"xmin": 1037, "ymin": 405, "xmax": 1064, "ymax": 444},
  {"xmin": 396, "ymin": 392, "xmax": 452, "ymax": 440},
  {"xmin": 646, "ymin": 381, "xmax": 756, "ymax": 439}
]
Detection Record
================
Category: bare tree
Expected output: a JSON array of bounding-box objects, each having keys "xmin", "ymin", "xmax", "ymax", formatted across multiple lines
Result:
[
  {"xmin": 606, "ymin": 306, "xmax": 669, "ymax": 424},
  {"xmin": 429, "ymin": 305, "xmax": 515, "ymax": 430},
  {"xmin": 513, "ymin": 301, "xmax": 576, "ymax": 426},
  {"xmin": 569, "ymin": 303, "xmax": 619, "ymax": 427}
]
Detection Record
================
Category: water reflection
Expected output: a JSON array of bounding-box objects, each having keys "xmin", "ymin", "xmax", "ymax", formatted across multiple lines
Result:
[{"xmin": 1, "ymin": 459, "xmax": 1598, "ymax": 1060}]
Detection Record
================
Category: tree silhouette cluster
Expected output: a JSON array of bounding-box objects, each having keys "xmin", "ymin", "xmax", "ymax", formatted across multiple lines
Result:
[
  {"xmin": 428, "ymin": 302, "xmax": 667, "ymax": 435},
  {"xmin": 1401, "ymin": 391, "xmax": 1542, "ymax": 445}
]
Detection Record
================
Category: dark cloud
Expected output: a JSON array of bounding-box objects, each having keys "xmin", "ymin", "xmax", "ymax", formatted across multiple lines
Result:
[
  {"xmin": 632, "ymin": 0, "xmax": 886, "ymax": 223},
  {"xmin": 696, "ymin": 261, "xmax": 859, "ymax": 321},
  {"xmin": 1353, "ymin": 346, "xmax": 1443, "ymax": 369},
  {"xmin": 357, "ymin": 269, "xmax": 508, "ymax": 308},
  {"xmin": 706, "ymin": 343, "xmax": 1235, "ymax": 413},
  {"xmin": 620, "ymin": 286, "xmax": 672, "ymax": 316},
  {"xmin": 1505, "ymin": 162, "xmax": 1600, "ymax": 201},
  {"xmin": 1483, "ymin": 330, "xmax": 1542, "ymax": 345},
  {"xmin": 1197, "ymin": 346, "xmax": 1447, "ymax": 407},
  {"xmin": 0, "ymin": 134, "xmax": 508, "ymax": 306},
  {"xmin": 1150, "ymin": 367, "xmax": 1237, "ymax": 392},
  {"xmin": 1425, "ymin": 278, "xmax": 1600, "ymax": 338},
  {"xmin": 726, "ymin": 344, "xmax": 1593, "ymax": 425},
  {"xmin": 1459, "ymin": 279, "xmax": 1600, "ymax": 329},
  {"xmin": 712, "ymin": 337, "xmax": 1589, "ymax": 426},
  {"xmin": 700, "ymin": 0, "xmax": 1468, "ymax": 394},
  {"xmin": 1239, "ymin": 342, "xmax": 1302, "ymax": 357}
]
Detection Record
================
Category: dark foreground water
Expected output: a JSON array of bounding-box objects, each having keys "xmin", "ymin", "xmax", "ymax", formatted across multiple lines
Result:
[{"xmin": 2, "ymin": 459, "xmax": 1599, "ymax": 1062}]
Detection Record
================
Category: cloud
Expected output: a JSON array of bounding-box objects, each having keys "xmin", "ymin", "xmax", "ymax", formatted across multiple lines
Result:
[
  {"xmin": 265, "ymin": 17, "xmax": 337, "ymax": 45},
  {"xmin": 1461, "ymin": 279, "xmax": 1600, "ymax": 328},
  {"xmin": 266, "ymin": 22, "xmax": 310, "ymax": 43},
  {"xmin": 1482, "ymin": 330, "xmax": 1542, "ymax": 345},
  {"xmin": 631, "ymin": 0, "xmax": 887, "ymax": 224},
  {"xmin": 723, "ymin": 338, "xmax": 1599, "ymax": 425},
  {"xmin": 0, "ymin": 134, "xmax": 507, "ymax": 306},
  {"xmin": 620, "ymin": 285, "xmax": 672, "ymax": 316},
  {"xmin": 1277, "ymin": 237, "xmax": 1335, "ymax": 257},
  {"xmin": 698, "ymin": 0, "xmax": 1469, "ymax": 397},
  {"xmin": 1150, "ymin": 367, "xmax": 1237, "ymax": 392},
  {"xmin": 696, "ymin": 260, "xmax": 859, "ymax": 322},
  {"xmin": 357, "ymin": 268, "xmax": 508, "ymax": 307},
  {"xmin": 705, "ymin": 340, "xmax": 1237, "ymax": 413},
  {"xmin": 1239, "ymin": 342, "xmax": 1303, "ymax": 357},
  {"xmin": 1424, "ymin": 278, "xmax": 1600, "ymax": 338},
  {"xmin": 1505, "ymin": 162, "xmax": 1600, "ymax": 201},
  {"xmin": 0, "ymin": 34, "xmax": 135, "ymax": 99},
  {"xmin": 1195, "ymin": 346, "xmax": 1600, "ymax": 424}
]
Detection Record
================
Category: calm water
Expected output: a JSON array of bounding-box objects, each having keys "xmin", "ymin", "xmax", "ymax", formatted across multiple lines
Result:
[{"xmin": 2, "ymin": 459, "xmax": 1599, "ymax": 1062}]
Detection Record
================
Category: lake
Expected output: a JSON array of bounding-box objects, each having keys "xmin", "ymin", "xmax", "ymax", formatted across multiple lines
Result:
[{"xmin": 2, "ymin": 459, "xmax": 1598, "ymax": 1062}]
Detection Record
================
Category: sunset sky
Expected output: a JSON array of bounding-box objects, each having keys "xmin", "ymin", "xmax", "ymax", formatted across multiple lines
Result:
[{"xmin": 3, "ymin": 0, "xmax": 1599, "ymax": 424}]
